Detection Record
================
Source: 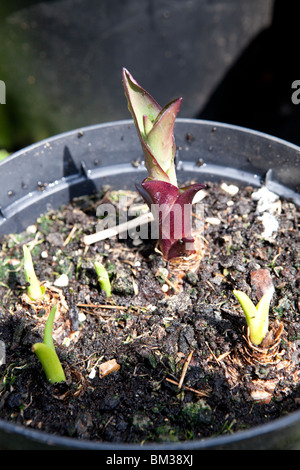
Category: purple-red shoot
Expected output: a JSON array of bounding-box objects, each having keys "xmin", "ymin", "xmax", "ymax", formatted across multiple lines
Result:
[{"xmin": 123, "ymin": 68, "xmax": 205, "ymax": 260}]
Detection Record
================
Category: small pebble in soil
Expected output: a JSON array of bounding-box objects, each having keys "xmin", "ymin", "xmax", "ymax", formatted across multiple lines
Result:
[{"xmin": 54, "ymin": 274, "xmax": 69, "ymax": 287}]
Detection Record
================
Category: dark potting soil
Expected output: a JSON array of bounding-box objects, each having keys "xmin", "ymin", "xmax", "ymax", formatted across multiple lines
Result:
[{"xmin": 0, "ymin": 180, "xmax": 299, "ymax": 445}]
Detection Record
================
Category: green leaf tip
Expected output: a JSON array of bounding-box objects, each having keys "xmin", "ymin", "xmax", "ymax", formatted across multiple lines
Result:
[
  {"xmin": 122, "ymin": 67, "xmax": 181, "ymax": 187},
  {"xmin": 233, "ymin": 286, "xmax": 274, "ymax": 346},
  {"xmin": 23, "ymin": 245, "xmax": 45, "ymax": 301},
  {"xmin": 43, "ymin": 304, "xmax": 57, "ymax": 350},
  {"xmin": 94, "ymin": 262, "xmax": 112, "ymax": 297},
  {"xmin": 32, "ymin": 305, "xmax": 66, "ymax": 384}
]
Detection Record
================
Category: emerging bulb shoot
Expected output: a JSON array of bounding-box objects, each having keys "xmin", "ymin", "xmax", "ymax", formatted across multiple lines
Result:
[{"xmin": 233, "ymin": 286, "xmax": 274, "ymax": 346}]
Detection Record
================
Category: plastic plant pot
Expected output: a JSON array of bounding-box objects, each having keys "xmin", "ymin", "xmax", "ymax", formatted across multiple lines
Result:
[{"xmin": 0, "ymin": 119, "xmax": 299, "ymax": 450}]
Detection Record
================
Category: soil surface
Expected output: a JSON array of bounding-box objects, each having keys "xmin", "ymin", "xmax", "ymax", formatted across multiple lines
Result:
[{"xmin": 0, "ymin": 180, "xmax": 299, "ymax": 446}]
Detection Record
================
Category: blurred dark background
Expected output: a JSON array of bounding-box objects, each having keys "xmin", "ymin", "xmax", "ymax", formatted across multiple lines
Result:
[{"xmin": 0, "ymin": 0, "xmax": 299, "ymax": 153}]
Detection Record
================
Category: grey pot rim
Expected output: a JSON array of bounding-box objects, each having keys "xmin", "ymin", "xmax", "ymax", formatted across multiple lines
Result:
[{"xmin": 8, "ymin": 117, "xmax": 300, "ymax": 159}]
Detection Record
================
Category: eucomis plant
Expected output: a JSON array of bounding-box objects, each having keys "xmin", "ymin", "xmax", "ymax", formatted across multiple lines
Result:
[{"xmin": 122, "ymin": 68, "xmax": 205, "ymax": 263}]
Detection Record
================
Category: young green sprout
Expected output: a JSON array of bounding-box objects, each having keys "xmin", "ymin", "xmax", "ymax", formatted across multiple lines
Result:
[
  {"xmin": 23, "ymin": 245, "xmax": 45, "ymax": 301},
  {"xmin": 233, "ymin": 286, "xmax": 275, "ymax": 346},
  {"xmin": 32, "ymin": 304, "xmax": 66, "ymax": 384},
  {"xmin": 94, "ymin": 262, "xmax": 112, "ymax": 297}
]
